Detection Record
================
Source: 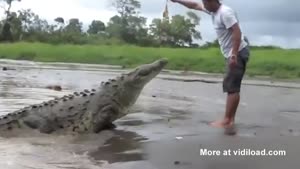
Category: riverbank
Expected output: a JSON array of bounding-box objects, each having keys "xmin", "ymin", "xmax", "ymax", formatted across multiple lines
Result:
[{"xmin": 0, "ymin": 42, "xmax": 300, "ymax": 79}]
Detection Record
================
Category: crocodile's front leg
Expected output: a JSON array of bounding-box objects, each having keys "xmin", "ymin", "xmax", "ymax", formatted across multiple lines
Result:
[
  {"xmin": 22, "ymin": 115, "xmax": 55, "ymax": 134},
  {"xmin": 92, "ymin": 105, "xmax": 120, "ymax": 133},
  {"xmin": 102, "ymin": 123, "xmax": 117, "ymax": 130}
]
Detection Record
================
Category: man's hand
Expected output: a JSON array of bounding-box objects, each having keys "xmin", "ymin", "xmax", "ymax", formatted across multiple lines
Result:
[
  {"xmin": 169, "ymin": 0, "xmax": 204, "ymax": 11},
  {"xmin": 229, "ymin": 55, "xmax": 237, "ymax": 69},
  {"xmin": 229, "ymin": 23, "xmax": 241, "ymax": 66}
]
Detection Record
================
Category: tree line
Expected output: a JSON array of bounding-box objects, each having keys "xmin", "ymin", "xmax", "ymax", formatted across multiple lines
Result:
[{"xmin": 0, "ymin": 0, "xmax": 206, "ymax": 48}]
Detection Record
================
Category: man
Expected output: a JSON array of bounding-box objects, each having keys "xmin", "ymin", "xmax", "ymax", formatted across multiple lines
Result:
[{"xmin": 170, "ymin": 0, "xmax": 250, "ymax": 128}]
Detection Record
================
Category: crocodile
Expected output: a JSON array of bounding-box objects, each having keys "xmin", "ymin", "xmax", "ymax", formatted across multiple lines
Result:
[{"xmin": 0, "ymin": 58, "xmax": 168, "ymax": 134}]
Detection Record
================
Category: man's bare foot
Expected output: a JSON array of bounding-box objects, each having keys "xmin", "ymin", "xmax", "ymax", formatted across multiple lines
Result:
[{"xmin": 209, "ymin": 119, "xmax": 234, "ymax": 128}]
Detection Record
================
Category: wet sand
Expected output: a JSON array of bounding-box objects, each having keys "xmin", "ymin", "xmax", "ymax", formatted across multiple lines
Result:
[{"xmin": 1, "ymin": 59, "xmax": 300, "ymax": 169}]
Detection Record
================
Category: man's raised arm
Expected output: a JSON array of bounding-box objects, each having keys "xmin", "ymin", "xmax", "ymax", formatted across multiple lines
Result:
[{"xmin": 170, "ymin": 0, "xmax": 204, "ymax": 11}]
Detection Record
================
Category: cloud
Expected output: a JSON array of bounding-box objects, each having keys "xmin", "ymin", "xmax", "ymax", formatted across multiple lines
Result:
[{"xmin": 10, "ymin": 0, "xmax": 116, "ymax": 24}]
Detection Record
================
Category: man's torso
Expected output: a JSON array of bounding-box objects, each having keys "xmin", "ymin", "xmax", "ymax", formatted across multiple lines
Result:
[{"xmin": 209, "ymin": 4, "xmax": 248, "ymax": 58}]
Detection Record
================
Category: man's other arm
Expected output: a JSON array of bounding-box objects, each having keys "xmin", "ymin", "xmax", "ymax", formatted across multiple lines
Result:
[
  {"xmin": 229, "ymin": 23, "xmax": 241, "ymax": 58},
  {"xmin": 222, "ymin": 9, "xmax": 241, "ymax": 66},
  {"xmin": 170, "ymin": 0, "xmax": 204, "ymax": 11}
]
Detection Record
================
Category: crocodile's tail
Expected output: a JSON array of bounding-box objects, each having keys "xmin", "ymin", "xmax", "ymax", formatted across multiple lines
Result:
[{"xmin": 0, "ymin": 87, "xmax": 100, "ymax": 133}]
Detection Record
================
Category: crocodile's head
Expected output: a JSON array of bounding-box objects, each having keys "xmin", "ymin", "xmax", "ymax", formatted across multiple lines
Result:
[
  {"xmin": 114, "ymin": 58, "xmax": 168, "ymax": 109},
  {"xmin": 124, "ymin": 58, "xmax": 168, "ymax": 88}
]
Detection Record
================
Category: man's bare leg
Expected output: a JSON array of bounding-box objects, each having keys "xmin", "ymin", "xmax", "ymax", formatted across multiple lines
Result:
[{"xmin": 210, "ymin": 92, "xmax": 240, "ymax": 128}]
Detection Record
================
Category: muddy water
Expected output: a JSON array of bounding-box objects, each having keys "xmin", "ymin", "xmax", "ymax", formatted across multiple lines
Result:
[{"xmin": 1, "ymin": 59, "xmax": 300, "ymax": 169}]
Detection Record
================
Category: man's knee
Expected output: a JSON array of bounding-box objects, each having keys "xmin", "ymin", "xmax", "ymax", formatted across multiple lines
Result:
[
  {"xmin": 227, "ymin": 91, "xmax": 240, "ymax": 95},
  {"xmin": 223, "ymin": 86, "xmax": 241, "ymax": 94},
  {"xmin": 223, "ymin": 75, "xmax": 243, "ymax": 93}
]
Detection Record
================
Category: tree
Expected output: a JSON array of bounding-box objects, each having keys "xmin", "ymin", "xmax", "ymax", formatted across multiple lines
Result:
[
  {"xmin": 111, "ymin": 0, "xmax": 141, "ymax": 18},
  {"xmin": 0, "ymin": 0, "xmax": 21, "ymax": 41},
  {"xmin": 13, "ymin": 9, "xmax": 51, "ymax": 41},
  {"xmin": 150, "ymin": 11, "xmax": 201, "ymax": 47},
  {"xmin": 106, "ymin": 15, "xmax": 123, "ymax": 39},
  {"xmin": 171, "ymin": 15, "xmax": 193, "ymax": 46},
  {"xmin": 110, "ymin": 0, "xmax": 147, "ymax": 44},
  {"xmin": 54, "ymin": 17, "xmax": 64, "ymax": 25},
  {"xmin": 28, "ymin": 14, "xmax": 52, "ymax": 42},
  {"xmin": 186, "ymin": 11, "xmax": 201, "ymax": 42},
  {"xmin": 53, "ymin": 17, "xmax": 65, "ymax": 34},
  {"xmin": 17, "ymin": 9, "xmax": 35, "ymax": 33},
  {"xmin": 186, "ymin": 11, "xmax": 200, "ymax": 25},
  {"xmin": 149, "ymin": 18, "xmax": 172, "ymax": 46},
  {"xmin": 0, "ymin": 0, "xmax": 21, "ymax": 20},
  {"xmin": 64, "ymin": 18, "xmax": 82, "ymax": 33},
  {"xmin": 87, "ymin": 20, "xmax": 105, "ymax": 34},
  {"xmin": 1, "ymin": 16, "xmax": 13, "ymax": 41},
  {"xmin": 54, "ymin": 17, "xmax": 65, "ymax": 30},
  {"xmin": 8, "ymin": 11, "xmax": 21, "ymax": 40},
  {"xmin": 62, "ymin": 18, "xmax": 84, "ymax": 44},
  {"xmin": 106, "ymin": 15, "xmax": 148, "ymax": 44}
]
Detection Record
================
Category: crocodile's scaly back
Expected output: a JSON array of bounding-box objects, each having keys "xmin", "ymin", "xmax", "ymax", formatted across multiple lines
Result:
[{"xmin": 0, "ymin": 58, "xmax": 168, "ymax": 134}]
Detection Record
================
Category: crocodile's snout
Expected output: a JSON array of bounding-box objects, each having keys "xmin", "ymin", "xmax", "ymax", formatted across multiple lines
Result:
[
  {"xmin": 152, "ymin": 58, "xmax": 168, "ymax": 70},
  {"xmin": 158, "ymin": 58, "xmax": 168, "ymax": 67}
]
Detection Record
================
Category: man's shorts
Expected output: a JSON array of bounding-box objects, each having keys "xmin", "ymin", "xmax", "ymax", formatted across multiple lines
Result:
[{"xmin": 223, "ymin": 47, "xmax": 250, "ymax": 93}]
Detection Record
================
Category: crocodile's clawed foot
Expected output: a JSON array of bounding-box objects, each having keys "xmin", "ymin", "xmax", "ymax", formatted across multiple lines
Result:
[{"xmin": 102, "ymin": 123, "xmax": 117, "ymax": 130}]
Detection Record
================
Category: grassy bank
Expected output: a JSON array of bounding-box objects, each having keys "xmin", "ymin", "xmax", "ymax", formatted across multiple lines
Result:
[{"xmin": 0, "ymin": 42, "xmax": 300, "ymax": 79}]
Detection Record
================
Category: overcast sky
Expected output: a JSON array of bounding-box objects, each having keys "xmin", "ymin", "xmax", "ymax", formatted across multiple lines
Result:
[{"xmin": 3, "ymin": 0, "xmax": 300, "ymax": 48}]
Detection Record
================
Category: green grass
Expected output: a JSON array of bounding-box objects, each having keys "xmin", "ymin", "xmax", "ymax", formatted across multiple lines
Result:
[{"xmin": 0, "ymin": 42, "xmax": 300, "ymax": 79}]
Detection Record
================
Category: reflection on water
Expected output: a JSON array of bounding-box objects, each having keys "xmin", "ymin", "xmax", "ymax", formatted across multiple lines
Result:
[
  {"xmin": 89, "ymin": 130, "xmax": 147, "ymax": 163},
  {"xmin": 0, "ymin": 127, "xmax": 146, "ymax": 169},
  {"xmin": 0, "ymin": 131, "xmax": 113, "ymax": 169}
]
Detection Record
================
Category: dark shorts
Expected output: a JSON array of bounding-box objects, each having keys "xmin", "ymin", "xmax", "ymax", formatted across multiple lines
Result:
[{"xmin": 223, "ymin": 47, "xmax": 250, "ymax": 93}]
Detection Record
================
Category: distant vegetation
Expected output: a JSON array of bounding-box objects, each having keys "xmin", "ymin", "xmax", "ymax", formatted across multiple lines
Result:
[
  {"xmin": 0, "ymin": 0, "xmax": 299, "ymax": 79},
  {"xmin": 1, "ymin": 42, "xmax": 300, "ymax": 79},
  {"xmin": 0, "ymin": 0, "xmax": 203, "ymax": 48}
]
